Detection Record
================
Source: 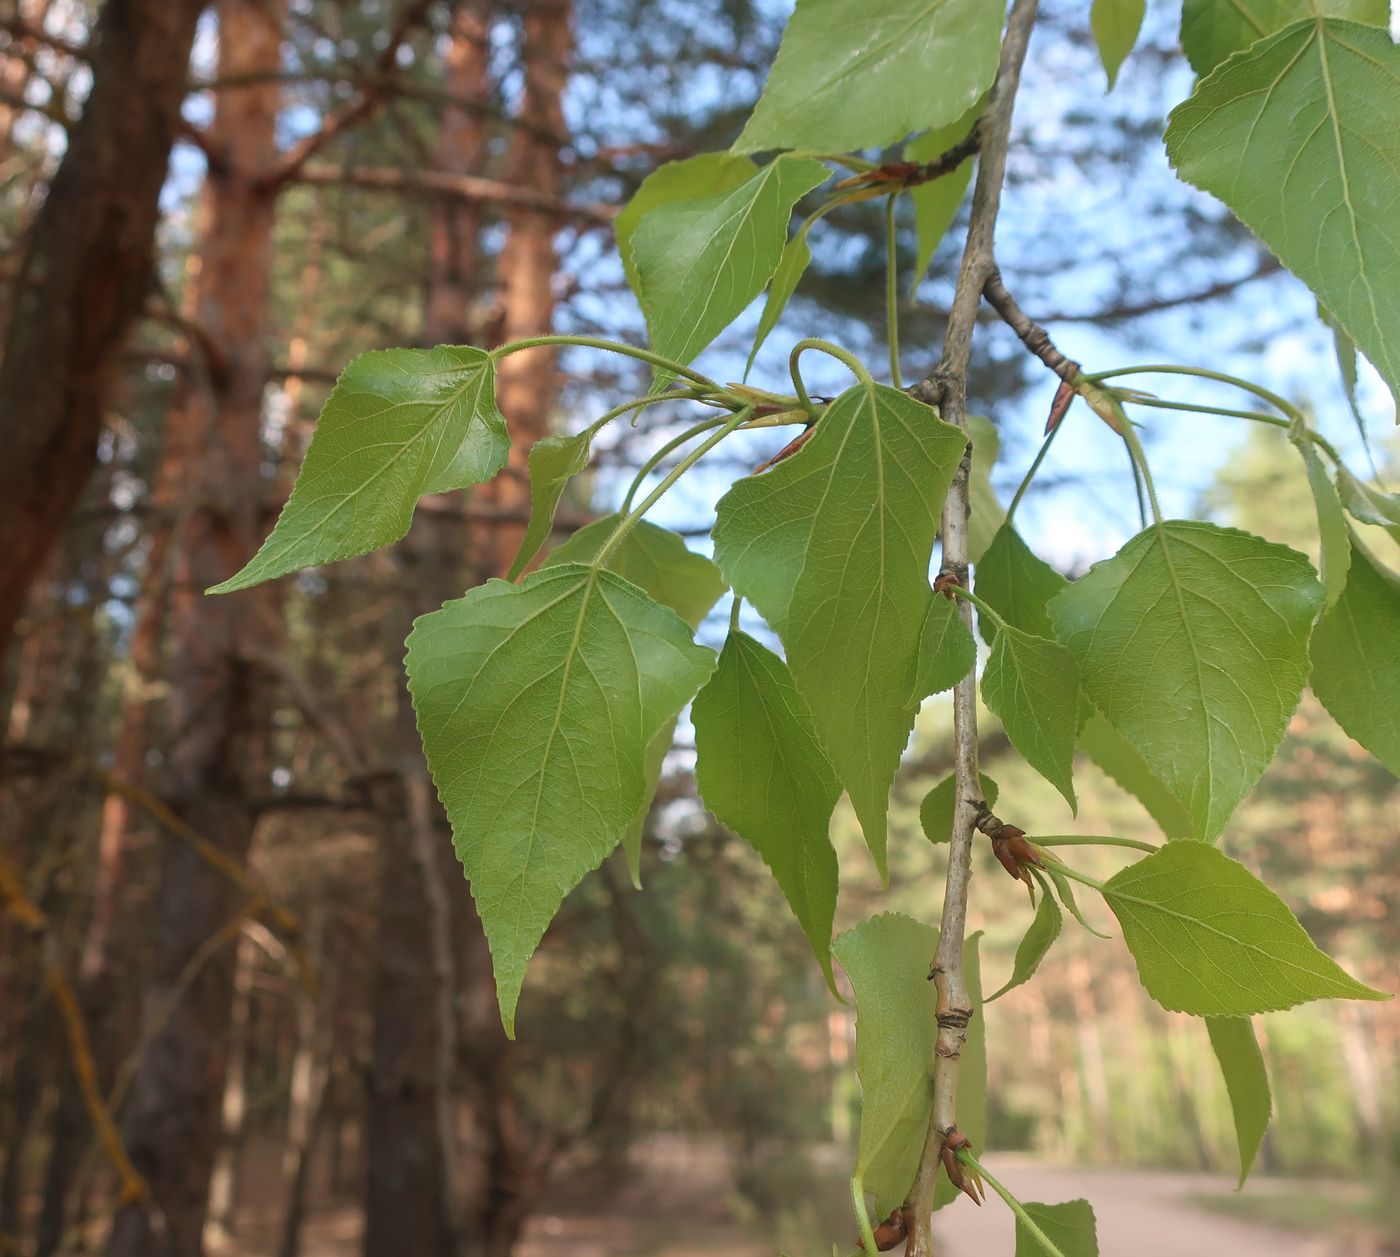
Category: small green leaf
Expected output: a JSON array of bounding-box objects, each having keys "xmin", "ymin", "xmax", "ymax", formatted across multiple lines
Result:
[
  {"xmin": 694, "ymin": 633, "xmax": 841, "ymax": 993},
  {"xmin": 405, "ymin": 565, "xmax": 715, "ymax": 1036},
  {"xmin": 616, "ymin": 153, "xmax": 756, "ymax": 301},
  {"xmin": 714, "ymin": 383, "xmax": 967, "ymax": 876},
  {"xmin": 732, "ymin": 0, "xmax": 1002, "ymax": 156},
  {"xmin": 633, "ymin": 156, "xmax": 829, "ymax": 369},
  {"xmin": 1179, "ymin": 0, "xmax": 1387, "ymax": 76},
  {"xmin": 919, "ymin": 772, "xmax": 998, "ymax": 845},
  {"xmin": 981, "ymin": 626, "xmax": 1080, "ymax": 812},
  {"xmin": 1166, "ymin": 20, "xmax": 1400, "ymax": 407},
  {"xmin": 210, "ymin": 347, "xmax": 508, "ymax": 592},
  {"xmin": 508, "ymin": 431, "xmax": 593, "ymax": 579},
  {"xmin": 1311, "ymin": 536, "xmax": 1400, "ymax": 777},
  {"xmin": 1047, "ymin": 522, "xmax": 1322, "ymax": 841},
  {"xmin": 988, "ymin": 887, "xmax": 1062, "ymax": 1002},
  {"xmin": 1336, "ymin": 468, "xmax": 1400, "ymax": 537},
  {"xmin": 746, "ymin": 231, "xmax": 812, "ymax": 378},
  {"xmin": 1077, "ymin": 710, "xmax": 1192, "ymax": 840},
  {"xmin": 833, "ymin": 913, "xmax": 937, "ymax": 1218},
  {"xmin": 1016, "ymin": 1199, "xmax": 1098, "ymax": 1257},
  {"xmin": 905, "ymin": 104, "xmax": 979, "ymax": 293},
  {"xmin": 913, "ymin": 594, "xmax": 977, "ymax": 700},
  {"xmin": 975, "ymin": 523, "xmax": 1066, "ymax": 642},
  {"xmin": 1045, "ymin": 862, "xmax": 1111, "ymax": 940},
  {"xmin": 1102, "ymin": 841, "xmax": 1387, "ymax": 1016},
  {"xmin": 1206, "ymin": 1016, "xmax": 1272, "ymax": 1188},
  {"xmin": 1091, "ymin": 0, "xmax": 1145, "ymax": 89},
  {"xmin": 933, "ymin": 934, "xmax": 984, "ymax": 1212},
  {"xmin": 1295, "ymin": 442, "xmax": 1351, "ymax": 608},
  {"xmin": 967, "ymin": 416, "xmax": 1004, "ymax": 564}
]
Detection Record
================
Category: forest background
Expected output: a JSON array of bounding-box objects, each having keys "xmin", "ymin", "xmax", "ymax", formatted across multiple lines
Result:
[{"xmin": 0, "ymin": 2, "xmax": 1396, "ymax": 1256}]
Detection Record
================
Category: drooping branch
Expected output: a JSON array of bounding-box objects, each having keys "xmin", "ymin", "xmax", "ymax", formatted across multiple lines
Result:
[{"xmin": 902, "ymin": 2, "xmax": 1041, "ymax": 1252}]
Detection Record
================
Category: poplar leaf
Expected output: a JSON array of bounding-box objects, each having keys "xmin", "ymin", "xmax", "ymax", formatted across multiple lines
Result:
[
  {"xmin": 975, "ymin": 523, "xmax": 1066, "ymax": 642},
  {"xmin": 211, "ymin": 346, "xmax": 507, "ymax": 592},
  {"xmin": 732, "ymin": 0, "xmax": 1002, "ymax": 156},
  {"xmin": 1102, "ymin": 841, "xmax": 1387, "ymax": 1015},
  {"xmin": 633, "ymin": 156, "xmax": 829, "ymax": 368},
  {"xmin": 616, "ymin": 153, "xmax": 755, "ymax": 300},
  {"xmin": 905, "ymin": 104, "xmax": 979, "ymax": 292},
  {"xmin": 919, "ymin": 772, "xmax": 998, "ymax": 845},
  {"xmin": 693, "ymin": 633, "xmax": 841, "ymax": 993},
  {"xmin": 1206, "ymin": 1016, "xmax": 1272, "ymax": 1188},
  {"xmin": 1077, "ymin": 710, "xmax": 1192, "ymax": 840},
  {"xmin": 1091, "ymin": 0, "xmax": 1145, "ymax": 89},
  {"xmin": 1166, "ymin": 20, "xmax": 1400, "ymax": 407},
  {"xmin": 405, "ymin": 564, "xmax": 715, "ymax": 1035},
  {"xmin": 1310, "ymin": 536, "xmax": 1400, "ymax": 777},
  {"xmin": 746, "ymin": 232, "xmax": 812, "ymax": 377},
  {"xmin": 1336, "ymin": 468, "xmax": 1400, "ymax": 537},
  {"xmin": 714, "ymin": 383, "xmax": 967, "ymax": 875},
  {"xmin": 932, "ymin": 934, "xmax": 984, "ymax": 1212},
  {"xmin": 1296, "ymin": 442, "xmax": 1351, "ymax": 608},
  {"xmin": 1015, "ymin": 1199, "xmax": 1099, "ymax": 1257},
  {"xmin": 981, "ymin": 626, "xmax": 1080, "ymax": 812},
  {"xmin": 833, "ymin": 913, "xmax": 937, "ymax": 1218},
  {"xmin": 508, "ymin": 430, "xmax": 593, "ymax": 579},
  {"xmin": 1047, "ymin": 522, "xmax": 1322, "ymax": 841},
  {"xmin": 545, "ymin": 517, "xmax": 726, "ymax": 882},
  {"xmin": 988, "ymin": 888, "xmax": 1062, "ymax": 1002},
  {"xmin": 1178, "ymin": 0, "xmax": 1388, "ymax": 76},
  {"xmin": 913, "ymin": 594, "xmax": 977, "ymax": 700}
]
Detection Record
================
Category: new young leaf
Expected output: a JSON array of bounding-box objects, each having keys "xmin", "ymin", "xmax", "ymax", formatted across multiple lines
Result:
[
  {"xmin": 1091, "ymin": 0, "xmax": 1145, "ymax": 90},
  {"xmin": 975, "ymin": 523, "xmax": 1066, "ymax": 642},
  {"xmin": 988, "ymin": 884, "xmax": 1062, "ymax": 1002},
  {"xmin": 913, "ymin": 594, "xmax": 978, "ymax": 700},
  {"xmin": 920, "ymin": 772, "xmax": 998, "ymax": 845},
  {"xmin": 905, "ymin": 104, "xmax": 980, "ymax": 293},
  {"xmin": 508, "ymin": 430, "xmax": 594, "ymax": 579},
  {"xmin": 1206, "ymin": 1016, "xmax": 1272, "ymax": 1188}
]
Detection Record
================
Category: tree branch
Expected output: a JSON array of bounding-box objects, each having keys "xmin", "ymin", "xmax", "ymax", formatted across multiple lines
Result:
[
  {"xmin": 903, "ymin": 3, "xmax": 1040, "ymax": 1252},
  {"xmin": 983, "ymin": 265, "xmax": 1080, "ymax": 383}
]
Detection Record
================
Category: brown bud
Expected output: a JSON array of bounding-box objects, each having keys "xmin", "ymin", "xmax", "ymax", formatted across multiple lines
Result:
[
  {"xmin": 933, "ymin": 571, "xmax": 963, "ymax": 601},
  {"xmin": 864, "ymin": 1208, "xmax": 911, "ymax": 1251},
  {"xmin": 1045, "ymin": 378, "xmax": 1075, "ymax": 434}
]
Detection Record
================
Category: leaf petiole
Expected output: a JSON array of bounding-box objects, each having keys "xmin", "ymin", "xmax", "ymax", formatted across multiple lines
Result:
[
  {"xmin": 789, "ymin": 337, "xmax": 875, "ymax": 414},
  {"xmin": 1032, "ymin": 833, "xmax": 1159, "ymax": 854},
  {"xmin": 490, "ymin": 334, "xmax": 721, "ymax": 392},
  {"xmin": 957, "ymin": 1150, "xmax": 1068, "ymax": 1257}
]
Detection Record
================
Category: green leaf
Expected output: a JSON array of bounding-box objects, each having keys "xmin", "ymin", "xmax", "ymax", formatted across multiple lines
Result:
[
  {"xmin": 919, "ymin": 772, "xmax": 998, "ymax": 845},
  {"xmin": 982, "ymin": 626, "xmax": 1080, "ymax": 812},
  {"xmin": 1047, "ymin": 521, "xmax": 1322, "ymax": 841},
  {"xmin": 1310, "ymin": 536, "xmax": 1400, "ymax": 777},
  {"xmin": 913, "ymin": 594, "xmax": 977, "ymax": 700},
  {"xmin": 1295, "ymin": 442, "xmax": 1351, "ymax": 608},
  {"xmin": 1091, "ymin": 0, "xmax": 1145, "ymax": 90},
  {"xmin": 210, "ymin": 347, "xmax": 508, "ymax": 593},
  {"xmin": 932, "ymin": 933, "xmax": 984, "ymax": 1212},
  {"xmin": 988, "ymin": 885, "xmax": 1062, "ymax": 1002},
  {"xmin": 1336, "ymin": 467, "xmax": 1400, "ymax": 537},
  {"xmin": 1166, "ymin": 20, "xmax": 1400, "ymax": 407},
  {"xmin": 508, "ymin": 431, "xmax": 593, "ymax": 579},
  {"xmin": 905, "ymin": 104, "xmax": 979, "ymax": 293},
  {"xmin": 1179, "ymin": 0, "xmax": 1388, "ymax": 76},
  {"xmin": 1206, "ymin": 1016, "xmax": 1272, "ymax": 1188},
  {"xmin": 1015, "ymin": 1199, "xmax": 1099, "ymax": 1257},
  {"xmin": 633, "ymin": 156, "xmax": 829, "ymax": 369},
  {"xmin": 746, "ymin": 231, "xmax": 812, "ymax": 378},
  {"xmin": 1320, "ymin": 301, "xmax": 1371, "ymax": 444},
  {"xmin": 967, "ymin": 416, "xmax": 1004, "ymax": 564},
  {"xmin": 405, "ymin": 564, "xmax": 715, "ymax": 1035},
  {"xmin": 733, "ymin": 0, "xmax": 1002, "ymax": 156},
  {"xmin": 545, "ymin": 516, "xmax": 727, "ymax": 884},
  {"xmin": 833, "ymin": 913, "xmax": 937, "ymax": 1218},
  {"xmin": 616, "ymin": 153, "xmax": 756, "ymax": 302},
  {"xmin": 713, "ymin": 383, "xmax": 967, "ymax": 876},
  {"xmin": 1101, "ymin": 840, "xmax": 1387, "ymax": 1016},
  {"xmin": 1077, "ymin": 710, "xmax": 1193, "ymax": 840},
  {"xmin": 1044, "ymin": 862, "xmax": 1111, "ymax": 940},
  {"xmin": 975, "ymin": 523, "xmax": 1066, "ymax": 642},
  {"xmin": 693, "ymin": 633, "xmax": 841, "ymax": 993}
]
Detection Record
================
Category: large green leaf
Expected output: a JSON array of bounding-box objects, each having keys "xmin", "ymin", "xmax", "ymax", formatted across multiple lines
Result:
[
  {"xmin": 905, "ymin": 104, "xmax": 979, "ymax": 292},
  {"xmin": 913, "ymin": 594, "xmax": 977, "ymax": 700},
  {"xmin": 833, "ymin": 913, "xmax": 937, "ymax": 1218},
  {"xmin": 632, "ymin": 156, "xmax": 829, "ymax": 369},
  {"xmin": 919, "ymin": 772, "xmax": 998, "ymax": 845},
  {"xmin": 988, "ymin": 887, "xmax": 1062, "ymax": 1002},
  {"xmin": 211, "ymin": 347, "xmax": 508, "ymax": 593},
  {"xmin": 1296, "ymin": 441, "xmax": 1351, "ymax": 608},
  {"xmin": 1166, "ymin": 20, "xmax": 1400, "ymax": 406},
  {"xmin": 616, "ymin": 153, "xmax": 756, "ymax": 302},
  {"xmin": 1206, "ymin": 1017, "xmax": 1272, "ymax": 1188},
  {"xmin": 713, "ymin": 383, "xmax": 967, "ymax": 875},
  {"xmin": 1178, "ymin": 0, "xmax": 1387, "ymax": 75},
  {"xmin": 508, "ymin": 430, "xmax": 593, "ymax": 579},
  {"xmin": 733, "ymin": 0, "xmax": 1002, "ymax": 155},
  {"xmin": 1310, "ymin": 536, "xmax": 1400, "ymax": 777},
  {"xmin": 545, "ymin": 516, "xmax": 727, "ymax": 882},
  {"xmin": 1047, "ymin": 522, "xmax": 1321, "ymax": 841},
  {"xmin": 1101, "ymin": 841, "xmax": 1386, "ymax": 1016},
  {"xmin": 405, "ymin": 564, "xmax": 715, "ymax": 1035},
  {"xmin": 932, "ymin": 934, "xmax": 984, "ymax": 1213},
  {"xmin": 693, "ymin": 633, "xmax": 841, "ymax": 992},
  {"xmin": 981, "ymin": 626, "xmax": 1080, "ymax": 812},
  {"xmin": 1091, "ymin": 0, "xmax": 1145, "ymax": 89},
  {"xmin": 1016, "ymin": 1200, "xmax": 1099, "ymax": 1257},
  {"xmin": 1077, "ymin": 710, "xmax": 1192, "ymax": 840},
  {"xmin": 975, "ymin": 523, "xmax": 1066, "ymax": 642}
]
